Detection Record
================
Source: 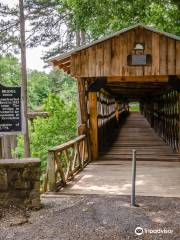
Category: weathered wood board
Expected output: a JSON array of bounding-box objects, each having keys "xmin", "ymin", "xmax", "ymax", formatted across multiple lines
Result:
[{"xmin": 70, "ymin": 26, "xmax": 180, "ymax": 77}]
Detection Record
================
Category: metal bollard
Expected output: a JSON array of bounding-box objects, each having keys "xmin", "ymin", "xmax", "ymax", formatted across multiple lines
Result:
[{"xmin": 131, "ymin": 149, "xmax": 137, "ymax": 207}]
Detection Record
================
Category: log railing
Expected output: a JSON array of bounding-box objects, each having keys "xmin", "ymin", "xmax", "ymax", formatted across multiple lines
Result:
[
  {"xmin": 96, "ymin": 91, "xmax": 128, "ymax": 152},
  {"xmin": 44, "ymin": 134, "xmax": 89, "ymax": 192},
  {"xmin": 140, "ymin": 89, "xmax": 179, "ymax": 151},
  {"xmin": 97, "ymin": 91, "xmax": 117, "ymax": 151}
]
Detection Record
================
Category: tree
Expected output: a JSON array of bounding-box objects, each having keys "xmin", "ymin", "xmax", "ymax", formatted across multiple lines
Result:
[
  {"xmin": 48, "ymin": 69, "xmax": 77, "ymax": 103},
  {"xmin": 0, "ymin": 0, "xmax": 179, "ymax": 60},
  {"xmin": 63, "ymin": 0, "xmax": 180, "ymax": 39},
  {"xmin": 19, "ymin": 0, "xmax": 30, "ymax": 157},
  {"xmin": 14, "ymin": 93, "xmax": 77, "ymax": 176},
  {"xmin": 28, "ymin": 70, "xmax": 50, "ymax": 109},
  {"xmin": 0, "ymin": 0, "xmax": 77, "ymax": 58}
]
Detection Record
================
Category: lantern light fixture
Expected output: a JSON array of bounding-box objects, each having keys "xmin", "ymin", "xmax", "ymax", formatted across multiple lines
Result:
[{"xmin": 134, "ymin": 43, "xmax": 144, "ymax": 50}]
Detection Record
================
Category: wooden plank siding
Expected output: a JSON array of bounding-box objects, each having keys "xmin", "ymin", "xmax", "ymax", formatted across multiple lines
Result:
[
  {"xmin": 144, "ymin": 30, "xmax": 152, "ymax": 75},
  {"xmin": 176, "ymin": 41, "xmax": 180, "ymax": 74},
  {"xmin": 151, "ymin": 32, "xmax": 160, "ymax": 75},
  {"xmin": 159, "ymin": 36, "xmax": 168, "ymax": 75},
  {"xmin": 168, "ymin": 38, "xmax": 176, "ymax": 75},
  {"xmin": 70, "ymin": 27, "xmax": 180, "ymax": 77}
]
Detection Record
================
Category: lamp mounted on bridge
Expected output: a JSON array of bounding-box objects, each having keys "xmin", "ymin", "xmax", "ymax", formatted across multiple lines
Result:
[
  {"xmin": 127, "ymin": 42, "xmax": 152, "ymax": 66},
  {"xmin": 134, "ymin": 43, "xmax": 144, "ymax": 51}
]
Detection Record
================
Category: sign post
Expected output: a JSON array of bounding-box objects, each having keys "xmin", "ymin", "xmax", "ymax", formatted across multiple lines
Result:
[{"xmin": 0, "ymin": 84, "xmax": 22, "ymax": 134}]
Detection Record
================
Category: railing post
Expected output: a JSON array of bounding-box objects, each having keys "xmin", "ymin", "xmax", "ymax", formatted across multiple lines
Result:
[
  {"xmin": 48, "ymin": 151, "xmax": 56, "ymax": 191},
  {"xmin": 131, "ymin": 149, "xmax": 137, "ymax": 207},
  {"xmin": 76, "ymin": 142, "xmax": 83, "ymax": 169}
]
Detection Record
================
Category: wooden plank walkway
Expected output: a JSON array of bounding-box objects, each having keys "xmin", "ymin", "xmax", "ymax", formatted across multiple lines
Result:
[
  {"xmin": 57, "ymin": 113, "xmax": 180, "ymax": 197},
  {"xmin": 99, "ymin": 112, "xmax": 179, "ymax": 162}
]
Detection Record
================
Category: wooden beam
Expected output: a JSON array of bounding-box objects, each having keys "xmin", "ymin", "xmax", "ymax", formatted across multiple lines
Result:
[
  {"xmin": 106, "ymin": 83, "xmax": 168, "ymax": 88},
  {"xmin": 53, "ymin": 57, "xmax": 71, "ymax": 66},
  {"xmin": 179, "ymin": 94, "xmax": 180, "ymax": 158},
  {"xmin": 110, "ymin": 89, "xmax": 162, "ymax": 94},
  {"xmin": 109, "ymin": 87, "xmax": 163, "ymax": 91},
  {"xmin": 89, "ymin": 92, "xmax": 98, "ymax": 160},
  {"xmin": 58, "ymin": 61, "xmax": 70, "ymax": 68},
  {"xmin": 107, "ymin": 75, "xmax": 168, "ymax": 83},
  {"xmin": 77, "ymin": 78, "xmax": 88, "ymax": 125}
]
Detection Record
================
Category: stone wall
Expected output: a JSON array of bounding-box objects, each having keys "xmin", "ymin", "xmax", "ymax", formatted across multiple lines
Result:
[{"xmin": 0, "ymin": 158, "xmax": 40, "ymax": 209}]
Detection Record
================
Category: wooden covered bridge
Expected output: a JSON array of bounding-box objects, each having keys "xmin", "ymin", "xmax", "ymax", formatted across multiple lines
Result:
[{"xmin": 44, "ymin": 24, "xmax": 180, "ymax": 197}]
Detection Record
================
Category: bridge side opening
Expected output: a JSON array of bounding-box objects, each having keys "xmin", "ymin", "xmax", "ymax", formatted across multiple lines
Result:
[{"xmin": 129, "ymin": 102, "xmax": 140, "ymax": 112}]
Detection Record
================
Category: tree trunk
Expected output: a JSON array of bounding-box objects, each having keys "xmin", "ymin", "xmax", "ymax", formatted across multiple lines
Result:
[
  {"xmin": 76, "ymin": 31, "xmax": 81, "ymax": 47},
  {"xmin": 81, "ymin": 31, "xmax": 86, "ymax": 45},
  {"xmin": 19, "ymin": 0, "xmax": 31, "ymax": 157}
]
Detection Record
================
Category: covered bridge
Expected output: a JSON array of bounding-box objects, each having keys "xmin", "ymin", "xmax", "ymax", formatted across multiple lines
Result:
[{"xmin": 44, "ymin": 24, "xmax": 180, "ymax": 196}]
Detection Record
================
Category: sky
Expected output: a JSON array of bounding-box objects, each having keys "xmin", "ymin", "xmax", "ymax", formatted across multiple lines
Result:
[{"xmin": 0, "ymin": 0, "xmax": 52, "ymax": 72}]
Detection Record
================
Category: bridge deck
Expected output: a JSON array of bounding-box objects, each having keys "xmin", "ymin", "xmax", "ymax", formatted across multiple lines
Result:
[{"xmin": 58, "ymin": 113, "xmax": 180, "ymax": 197}]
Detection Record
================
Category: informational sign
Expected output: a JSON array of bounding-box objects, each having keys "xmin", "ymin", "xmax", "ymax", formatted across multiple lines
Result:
[
  {"xmin": 127, "ymin": 54, "xmax": 152, "ymax": 66},
  {"xmin": 0, "ymin": 84, "xmax": 22, "ymax": 134}
]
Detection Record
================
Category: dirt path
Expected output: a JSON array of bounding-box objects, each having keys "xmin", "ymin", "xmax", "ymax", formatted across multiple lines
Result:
[{"xmin": 0, "ymin": 195, "xmax": 180, "ymax": 240}]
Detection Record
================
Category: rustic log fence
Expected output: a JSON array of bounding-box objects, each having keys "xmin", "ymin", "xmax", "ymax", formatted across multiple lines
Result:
[{"xmin": 44, "ymin": 134, "xmax": 89, "ymax": 192}]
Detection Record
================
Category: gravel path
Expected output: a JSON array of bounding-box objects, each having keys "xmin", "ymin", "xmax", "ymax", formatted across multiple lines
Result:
[{"xmin": 0, "ymin": 195, "xmax": 180, "ymax": 240}]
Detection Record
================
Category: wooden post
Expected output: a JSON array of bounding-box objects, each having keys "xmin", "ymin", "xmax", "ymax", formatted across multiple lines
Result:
[
  {"xmin": 2, "ymin": 136, "xmax": 12, "ymax": 159},
  {"xmin": 89, "ymin": 92, "xmax": 98, "ymax": 160},
  {"xmin": 77, "ymin": 78, "xmax": 88, "ymax": 125},
  {"xmin": 48, "ymin": 151, "xmax": 56, "ymax": 191},
  {"xmin": 0, "ymin": 138, "xmax": 2, "ymax": 159},
  {"xmin": 178, "ymin": 93, "xmax": 180, "ymax": 157},
  {"xmin": 77, "ymin": 77, "xmax": 92, "ymax": 162},
  {"xmin": 115, "ymin": 101, "xmax": 120, "ymax": 122}
]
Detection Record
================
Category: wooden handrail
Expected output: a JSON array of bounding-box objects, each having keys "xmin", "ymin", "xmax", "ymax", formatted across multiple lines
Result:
[
  {"xmin": 49, "ymin": 135, "xmax": 86, "ymax": 152},
  {"xmin": 43, "ymin": 134, "xmax": 89, "ymax": 192}
]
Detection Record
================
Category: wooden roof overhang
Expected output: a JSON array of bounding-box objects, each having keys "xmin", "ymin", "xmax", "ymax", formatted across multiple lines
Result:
[{"xmin": 48, "ymin": 24, "xmax": 180, "ymax": 101}]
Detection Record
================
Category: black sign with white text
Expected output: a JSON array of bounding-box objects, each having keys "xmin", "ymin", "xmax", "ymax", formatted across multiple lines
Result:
[
  {"xmin": 0, "ymin": 85, "xmax": 22, "ymax": 133},
  {"xmin": 127, "ymin": 54, "xmax": 152, "ymax": 66}
]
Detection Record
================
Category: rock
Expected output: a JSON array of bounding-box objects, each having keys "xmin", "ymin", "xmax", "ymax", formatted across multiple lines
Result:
[{"xmin": 9, "ymin": 216, "xmax": 29, "ymax": 226}]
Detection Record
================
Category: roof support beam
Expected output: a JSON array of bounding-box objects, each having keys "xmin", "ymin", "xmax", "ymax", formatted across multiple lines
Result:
[{"xmin": 107, "ymin": 76, "xmax": 169, "ymax": 83}]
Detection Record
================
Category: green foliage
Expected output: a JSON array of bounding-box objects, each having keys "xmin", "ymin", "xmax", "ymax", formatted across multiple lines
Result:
[
  {"xmin": 129, "ymin": 102, "xmax": 140, "ymax": 112},
  {"xmin": 0, "ymin": 54, "xmax": 77, "ymax": 178},
  {"xmin": 48, "ymin": 69, "xmax": 77, "ymax": 103},
  {"xmin": 14, "ymin": 93, "xmax": 77, "ymax": 174},
  {"xmin": 0, "ymin": 54, "xmax": 77, "ymax": 108},
  {"xmin": 0, "ymin": 54, "xmax": 20, "ymax": 86},
  {"xmin": 28, "ymin": 69, "xmax": 77, "ymax": 109},
  {"xmin": 28, "ymin": 70, "xmax": 50, "ymax": 109},
  {"xmin": 63, "ymin": 0, "xmax": 180, "ymax": 39}
]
